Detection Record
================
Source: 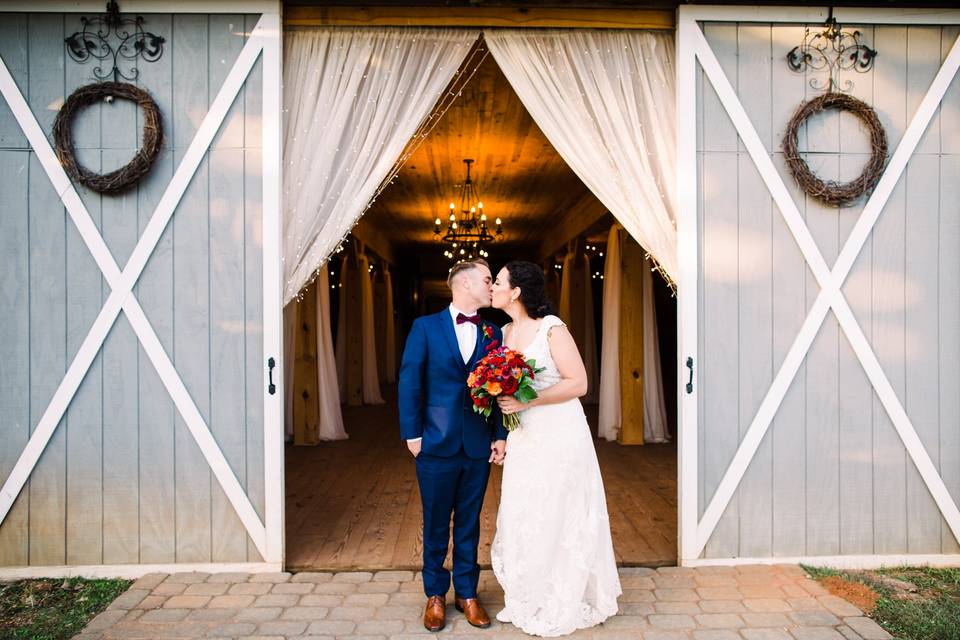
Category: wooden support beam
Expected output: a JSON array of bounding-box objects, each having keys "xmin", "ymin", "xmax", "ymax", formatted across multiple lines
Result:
[
  {"xmin": 284, "ymin": 6, "xmax": 675, "ymax": 30},
  {"xmin": 345, "ymin": 258, "xmax": 364, "ymax": 406},
  {"xmin": 292, "ymin": 284, "xmax": 321, "ymax": 446},
  {"xmin": 618, "ymin": 236, "xmax": 645, "ymax": 445},
  {"xmin": 536, "ymin": 192, "xmax": 609, "ymax": 262},
  {"xmin": 374, "ymin": 273, "xmax": 387, "ymax": 382}
]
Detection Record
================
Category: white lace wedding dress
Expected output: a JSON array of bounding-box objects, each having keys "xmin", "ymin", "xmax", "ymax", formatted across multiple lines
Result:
[{"xmin": 491, "ymin": 315, "xmax": 621, "ymax": 637}]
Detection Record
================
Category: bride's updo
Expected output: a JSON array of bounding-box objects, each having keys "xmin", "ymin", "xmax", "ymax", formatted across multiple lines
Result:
[{"xmin": 504, "ymin": 260, "xmax": 556, "ymax": 319}]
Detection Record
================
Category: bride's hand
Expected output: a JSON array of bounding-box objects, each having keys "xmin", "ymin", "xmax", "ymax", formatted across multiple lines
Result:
[{"xmin": 497, "ymin": 395, "xmax": 524, "ymax": 415}]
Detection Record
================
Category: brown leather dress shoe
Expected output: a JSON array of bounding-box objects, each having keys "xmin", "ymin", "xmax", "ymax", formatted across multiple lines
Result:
[
  {"xmin": 455, "ymin": 596, "xmax": 491, "ymax": 628},
  {"xmin": 423, "ymin": 595, "xmax": 446, "ymax": 632}
]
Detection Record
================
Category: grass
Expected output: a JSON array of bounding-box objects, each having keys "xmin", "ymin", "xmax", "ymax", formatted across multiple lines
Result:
[
  {"xmin": 803, "ymin": 564, "xmax": 960, "ymax": 640},
  {"xmin": 0, "ymin": 577, "xmax": 131, "ymax": 640}
]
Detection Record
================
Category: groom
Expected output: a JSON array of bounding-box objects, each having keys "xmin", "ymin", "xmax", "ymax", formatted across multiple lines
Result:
[{"xmin": 399, "ymin": 258, "xmax": 507, "ymax": 632}]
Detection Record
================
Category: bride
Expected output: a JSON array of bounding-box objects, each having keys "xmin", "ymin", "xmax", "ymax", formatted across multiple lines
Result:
[{"xmin": 489, "ymin": 260, "xmax": 621, "ymax": 637}]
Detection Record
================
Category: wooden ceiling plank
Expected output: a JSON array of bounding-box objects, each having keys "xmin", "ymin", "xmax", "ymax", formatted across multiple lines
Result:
[
  {"xmin": 284, "ymin": 7, "xmax": 676, "ymax": 30},
  {"xmin": 536, "ymin": 191, "xmax": 611, "ymax": 262}
]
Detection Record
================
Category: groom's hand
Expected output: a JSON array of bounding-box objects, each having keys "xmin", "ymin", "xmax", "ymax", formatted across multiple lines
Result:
[
  {"xmin": 407, "ymin": 439, "xmax": 422, "ymax": 458},
  {"xmin": 490, "ymin": 439, "xmax": 506, "ymax": 465}
]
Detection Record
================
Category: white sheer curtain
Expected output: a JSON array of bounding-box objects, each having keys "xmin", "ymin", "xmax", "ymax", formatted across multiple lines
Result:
[
  {"xmin": 283, "ymin": 28, "xmax": 480, "ymax": 304},
  {"xmin": 598, "ymin": 225, "xmax": 622, "ymax": 441},
  {"xmin": 484, "ymin": 29, "xmax": 678, "ymax": 282},
  {"xmin": 316, "ymin": 265, "xmax": 348, "ymax": 440},
  {"xmin": 643, "ymin": 266, "xmax": 670, "ymax": 443},
  {"xmin": 384, "ymin": 266, "xmax": 397, "ymax": 384},
  {"xmin": 359, "ymin": 253, "xmax": 385, "ymax": 405}
]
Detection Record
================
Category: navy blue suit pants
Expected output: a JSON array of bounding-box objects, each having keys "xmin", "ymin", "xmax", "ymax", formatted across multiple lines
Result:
[{"xmin": 415, "ymin": 449, "xmax": 490, "ymax": 598}]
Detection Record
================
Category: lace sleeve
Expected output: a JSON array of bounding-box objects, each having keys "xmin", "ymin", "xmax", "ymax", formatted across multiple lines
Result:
[{"xmin": 543, "ymin": 315, "xmax": 567, "ymax": 340}]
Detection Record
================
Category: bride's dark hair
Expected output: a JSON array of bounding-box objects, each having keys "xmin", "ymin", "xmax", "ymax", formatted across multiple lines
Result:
[{"xmin": 504, "ymin": 260, "xmax": 555, "ymax": 319}]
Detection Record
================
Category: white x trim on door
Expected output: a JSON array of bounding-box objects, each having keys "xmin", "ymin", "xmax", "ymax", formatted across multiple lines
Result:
[
  {"xmin": 0, "ymin": 13, "xmax": 283, "ymax": 563},
  {"xmin": 677, "ymin": 9, "xmax": 960, "ymax": 562}
]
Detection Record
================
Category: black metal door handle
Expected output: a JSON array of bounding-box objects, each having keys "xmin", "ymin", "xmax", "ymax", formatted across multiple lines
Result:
[
  {"xmin": 685, "ymin": 357, "xmax": 694, "ymax": 394},
  {"xmin": 268, "ymin": 357, "xmax": 276, "ymax": 395}
]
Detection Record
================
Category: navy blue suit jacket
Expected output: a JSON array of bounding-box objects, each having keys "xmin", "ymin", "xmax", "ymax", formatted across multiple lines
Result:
[{"xmin": 398, "ymin": 309, "xmax": 508, "ymax": 459}]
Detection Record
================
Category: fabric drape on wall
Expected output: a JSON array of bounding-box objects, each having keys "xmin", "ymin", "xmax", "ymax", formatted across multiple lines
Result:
[
  {"xmin": 384, "ymin": 266, "xmax": 397, "ymax": 384},
  {"xmin": 484, "ymin": 29, "xmax": 678, "ymax": 282},
  {"xmin": 643, "ymin": 266, "xmax": 670, "ymax": 443},
  {"xmin": 335, "ymin": 254, "xmax": 349, "ymax": 403},
  {"xmin": 315, "ymin": 265, "xmax": 348, "ymax": 440},
  {"xmin": 581, "ymin": 253, "xmax": 599, "ymax": 403},
  {"xmin": 282, "ymin": 28, "xmax": 480, "ymax": 304},
  {"xmin": 359, "ymin": 254, "xmax": 385, "ymax": 405},
  {"xmin": 597, "ymin": 225, "xmax": 622, "ymax": 441}
]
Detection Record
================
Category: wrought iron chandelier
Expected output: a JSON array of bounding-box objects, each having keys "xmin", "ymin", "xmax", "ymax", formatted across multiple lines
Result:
[{"xmin": 434, "ymin": 159, "xmax": 503, "ymax": 261}]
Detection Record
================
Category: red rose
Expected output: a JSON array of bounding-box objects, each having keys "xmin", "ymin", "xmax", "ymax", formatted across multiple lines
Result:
[{"xmin": 501, "ymin": 377, "xmax": 518, "ymax": 395}]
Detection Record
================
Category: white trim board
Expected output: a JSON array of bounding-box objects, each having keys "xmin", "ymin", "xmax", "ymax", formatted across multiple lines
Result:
[
  {"xmin": 680, "ymin": 6, "xmax": 960, "ymax": 24},
  {"xmin": 0, "ymin": 562, "xmax": 283, "ymax": 581},
  {"xmin": 676, "ymin": 5, "xmax": 960, "ymax": 565},
  {"xmin": 0, "ymin": 11, "xmax": 284, "ymax": 565},
  {"xmin": 685, "ymin": 555, "xmax": 960, "ymax": 570}
]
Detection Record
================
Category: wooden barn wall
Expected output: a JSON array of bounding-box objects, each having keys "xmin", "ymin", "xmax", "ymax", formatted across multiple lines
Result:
[
  {"xmin": 696, "ymin": 22, "xmax": 960, "ymax": 558},
  {"xmin": 0, "ymin": 12, "xmax": 265, "ymax": 566}
]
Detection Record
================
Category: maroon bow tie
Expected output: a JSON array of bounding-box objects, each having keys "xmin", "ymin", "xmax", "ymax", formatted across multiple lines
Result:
[{"xmin": 456, "ymin": 313, "xmax": 480, "ymax": 325}]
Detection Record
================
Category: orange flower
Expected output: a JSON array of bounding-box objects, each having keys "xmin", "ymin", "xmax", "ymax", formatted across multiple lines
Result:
[
  {"xmin": 467, "ymin": 372, "xmax": 477, "ymax": 386},
  {"xmin": 485, "ymin": 381, "xmax": 502, "ymax": 396}
]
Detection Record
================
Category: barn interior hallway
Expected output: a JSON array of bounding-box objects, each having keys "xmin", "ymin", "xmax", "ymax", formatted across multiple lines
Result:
[
  {"xmin": 283, "ymin": 37, "xmax": 678, "ymax": 571},
  {"xmin": 285, "ymin": 388, "xmax": 677, "ymax": 571}
]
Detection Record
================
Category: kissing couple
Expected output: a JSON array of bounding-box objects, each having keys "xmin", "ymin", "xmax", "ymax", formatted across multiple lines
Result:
[{"xmin": 398, "ymin": 259, "xmax": 622, "ymax": 638}]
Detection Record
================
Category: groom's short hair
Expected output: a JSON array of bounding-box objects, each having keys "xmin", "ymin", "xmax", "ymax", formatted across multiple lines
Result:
[{"xmin": 447, "ymin": 258, "xmax": 490, "ymax": 290}]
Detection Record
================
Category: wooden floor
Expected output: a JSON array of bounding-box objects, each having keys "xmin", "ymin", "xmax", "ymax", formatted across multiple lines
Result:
[{"xmin": 285, "ymin": 386, "xmax": 677, "ymax": 571}]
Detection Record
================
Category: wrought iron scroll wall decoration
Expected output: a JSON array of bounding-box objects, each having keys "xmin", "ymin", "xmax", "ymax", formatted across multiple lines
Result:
[
  {"xmin": 786, "ymin": 7, "xmax": 877, "ymax": 93},
  {"xmin": 58, "ymin": 1, "xmax": 165, "ymax": 194},
  {"xmin": 64, "ymin": 0, "xmax": 165, "ymax": 83},
  {"xmin": 781, "ymin": 8, "xmax": 887, "ymax": 208}
]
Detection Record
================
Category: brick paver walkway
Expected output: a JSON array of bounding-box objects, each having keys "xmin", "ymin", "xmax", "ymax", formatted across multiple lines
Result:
[{"xmin": 74, "ymin": 565, "xmax": 892, "ymax": 639}]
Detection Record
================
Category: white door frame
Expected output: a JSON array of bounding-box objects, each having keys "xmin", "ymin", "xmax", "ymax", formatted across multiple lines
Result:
[
  {"xmin": 0, "ymin": 0, "xmax": 284, "ymax": 576},
  {"xmin": 677, "ymin": 5, "xmax": 960, "ymax": 566}
]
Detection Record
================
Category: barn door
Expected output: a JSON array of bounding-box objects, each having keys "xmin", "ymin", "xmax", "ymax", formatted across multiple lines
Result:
[
  {"xmin": 677, "ymin": 6, "xmax": 960, "ymax": 563},
  {"xmin": 0, "ymin": 7, "xmax": 282, "ymax": 568}
]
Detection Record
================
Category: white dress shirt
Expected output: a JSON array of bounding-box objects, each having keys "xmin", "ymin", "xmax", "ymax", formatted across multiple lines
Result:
[
  {"xmin": 449, "ymin": 303, "xmax": 479, "ymax": 364},
  {"xmin": 407, "ymin": 304, "xmax": 479, "ymax": 444}
]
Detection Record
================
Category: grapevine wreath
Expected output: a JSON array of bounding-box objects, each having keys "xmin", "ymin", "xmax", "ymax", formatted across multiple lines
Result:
[
  {"xmin": 782, "ymin": 91, "xmax": 887, "ymax": 207},
  {"xmin": 53, "ymin": 81, "xmax": 163, "ymax": 194}
]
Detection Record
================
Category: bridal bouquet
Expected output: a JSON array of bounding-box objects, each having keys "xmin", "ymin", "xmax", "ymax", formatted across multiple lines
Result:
[{"xmin": 467, "ymin": 345, "xmax": 544, "ymax": 431}]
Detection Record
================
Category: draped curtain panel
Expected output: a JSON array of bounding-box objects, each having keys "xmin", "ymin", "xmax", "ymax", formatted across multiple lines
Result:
[
  {"xmin": 484, "ymin": 29, "xmax": 678, "ymax": 282},
  {"xmin": 359, "ymin": 254, "xmax": 385, "ymax": 405},
  {"xmin": 282, "ymin": 28, "xmax": 480, "ymax": 304},
  {"xmin": 642, "ymin": 266, "xmax": 670, "ymax": 443},
  {"xmin": 597, "ymin": 225, "xmax": 622, "ymax": 441},
  {"xmin": 384, "ymin": 267, "xmax": 397, "ymax": 384},
  {"xmin": 315, "ymin": 265, "xmax": 349, "ymax": 440}
]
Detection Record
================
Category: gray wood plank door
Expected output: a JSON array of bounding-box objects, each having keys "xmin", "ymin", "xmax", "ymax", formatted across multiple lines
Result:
[
  {"xmin": 0, "ymin": 8, "xmax": 283, "ymax": 570},
  {"xmin": 678, "ymin": 8, "xmax": 960, "ymax": 563}
]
